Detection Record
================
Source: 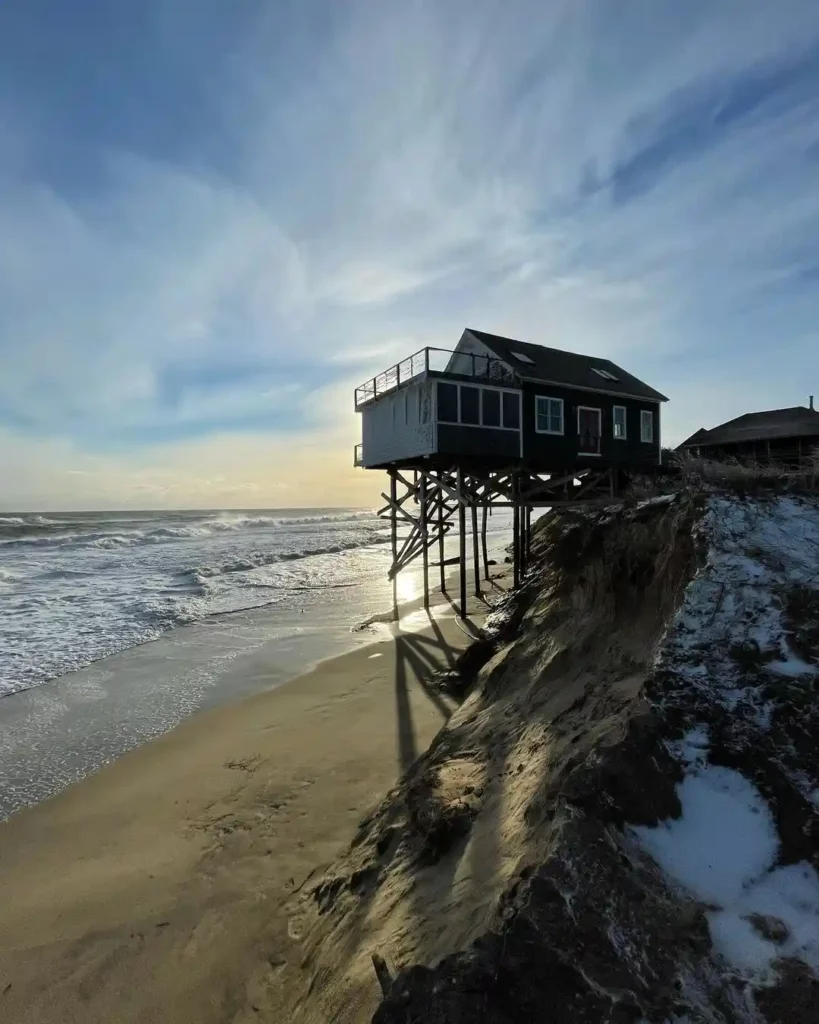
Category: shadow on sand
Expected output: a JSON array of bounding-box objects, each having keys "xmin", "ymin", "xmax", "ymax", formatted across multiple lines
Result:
[{"xmin": 392, "ymin": 617, "xmax": 467, "ymax": 773}]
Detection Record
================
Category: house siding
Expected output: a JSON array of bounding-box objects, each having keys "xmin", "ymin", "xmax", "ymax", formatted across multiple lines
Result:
[
  {"xmin": 357, "ymin": 370, "xmax": 664, "ymax": 471},
  {"xmin": 360, "ymin": 380, "xmax": 435, "ymax": 467},
  {"xmin": 436, "ymin": 424, "xmax": 521, "ymax": 461},
  {"xmin": 520, "ymin": 382, "xmax": 661, "ymax": 469},
  {"xmin": 696, "ymin": 436, "xmax": 819, "ymax": 466}
]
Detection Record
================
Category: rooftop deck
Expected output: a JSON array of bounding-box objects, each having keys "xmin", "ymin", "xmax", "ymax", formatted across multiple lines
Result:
[{"xmin": 354, "ymin": 346, "xmax": 515, "ymax": 410}]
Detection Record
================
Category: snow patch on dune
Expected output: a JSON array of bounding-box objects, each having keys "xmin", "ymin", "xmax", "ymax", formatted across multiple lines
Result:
[
  {"xmin": 633, "ymin": 730, "xmax": 819, "ymax": 981},
  {"xmin": 633, "ymin": 496, "xmax": 819, "ymax": 988}
]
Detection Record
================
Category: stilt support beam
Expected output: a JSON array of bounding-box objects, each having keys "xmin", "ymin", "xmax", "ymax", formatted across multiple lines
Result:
[
  {"xmin": 458, "ymin": 467, "xmax": 467, "ymax": 619},
  {"xmin": 389, "ymin": 471, "xmax": 398, "ymax": 621},
  {"xmin": 420, "ymin": 475, "xmax": 429, "ymax": 609},
  {"xmin": 481, "ymin": 505, "xmax": 489, "ymax": 580},
  {"xmin": 471, "ymin": 503, "xmax": 481, "ymax": 598},
  {"xmin": 379, "ymin": 461, "xmax": 625, "ymax": 619},
  {"xmin": 438, "ymin": 478, "xmax": 447, "ymax": 592}
]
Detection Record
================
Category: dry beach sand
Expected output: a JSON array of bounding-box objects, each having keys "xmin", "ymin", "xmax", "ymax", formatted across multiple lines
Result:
[{"xmin": 0, "ymin": 597, "xmax": 490, "ymax": 1024}]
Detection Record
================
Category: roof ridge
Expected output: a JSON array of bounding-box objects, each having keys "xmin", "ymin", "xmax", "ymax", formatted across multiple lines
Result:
[
  {"xmin": 464, "ymin": 328, "xmax": 668, "ymax": 402},
  {"xmin": 469, "ymin": 329, "xmax": 620, "ymax": 366},
  {"xmin": 738, "ymin": 405, "xmax": 817, "ymax": 417}
]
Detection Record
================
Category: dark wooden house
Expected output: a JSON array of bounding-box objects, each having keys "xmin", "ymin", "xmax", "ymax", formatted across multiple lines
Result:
[
  {"xmin": 355, "ymin": 329, "xmax": 668, "ymax": 473},
  {"xmin": 678, "ymin": 402, "xmax": 819, "ymax": 466}
]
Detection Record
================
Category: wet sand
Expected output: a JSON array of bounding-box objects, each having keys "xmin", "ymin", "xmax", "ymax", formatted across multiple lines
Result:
[{"xmin": 0, "ymin": 597, "xmax": 490, "ymax": 1024}]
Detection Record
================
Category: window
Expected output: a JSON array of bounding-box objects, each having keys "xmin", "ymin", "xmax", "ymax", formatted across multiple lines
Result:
[
  {"xmin": 613, "ymin": 406, "xmax": 627, "ymax": 440},
  {"xmin": 437, "ymin": 382, "xmax": 458, "ymax": 423},
  {"xmin": 535, "ymin": 396, "xmax": 564, "ymax": 434},
  {"xmin": 460, "ymin": 386, "xmax": 480, "ymax": 425},
  {"xmin": 510, "ymin": 350, "xmax": 535, "ymax": 364},
  {"xmin": 640, "ymin": 409, "xmax": 654, "ymax": 443},
  {"xmin": 592, "ymin": 367, "xmax": 619, "ymax": 381},
  {"xmin": 502, "ymin": 392, "xmax": 520, "ymax": 429},
  {"xmin": 482, "ymin": 389, "xmax": 500, "ymax": 427},
  {"xmin": 473, "ymin": 354, "xmax": 491, "ymax": 379},
  {"xmin": 437, "ymin": 381, "xmax": 520, "ymax": 430}
]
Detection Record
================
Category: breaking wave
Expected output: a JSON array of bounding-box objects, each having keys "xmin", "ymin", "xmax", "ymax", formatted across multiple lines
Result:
[
  {"xmin": 0, "ymin": 509, "xmax": 376, "ymax": 550},
  {"xmin": 0, "ymin": 506, "xmax": 393, "ymax": 697},
  {"xmin": 190, "ymin": 536, "xmax": 389, "ymax": 581}
]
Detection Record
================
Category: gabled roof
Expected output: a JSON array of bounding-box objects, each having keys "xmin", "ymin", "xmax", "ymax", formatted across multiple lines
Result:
[
  {"xmin": 678, "ymin": 406, "xmax": 819, "ymax": 447},
  {"xmin": 466, "ymin": 329, "xmax": 668, "ymax": 402},
  {"xmin": 679, "ymin": 427, "xmax": 711, "ymax": 448}
]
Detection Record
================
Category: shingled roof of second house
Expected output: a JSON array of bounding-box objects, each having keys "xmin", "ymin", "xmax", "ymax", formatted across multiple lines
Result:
[
  {"xmin": 466, "ymin": 329, "xmax": 668, "ymax": 402},
  {"xmin": 679, "ymin": 406, "xmax": 819, "ymax": 447}
]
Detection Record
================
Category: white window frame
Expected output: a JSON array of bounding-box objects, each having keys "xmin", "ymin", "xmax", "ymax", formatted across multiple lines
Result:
[
  {"xmin": 592, "ymin": 367, "xmax": 618, "ymax": 381},
  {"xmin": 640, "ymin": 409, "xmax": 654, "ymax": 443},
  {"xmin": 613, "ymin": 405, "xmax": 627, "ymax": 440},
  {"xmin": 577, "ymin": 405, "xmax": 603, "ymax": 456},
  {"xmin": 534, "ymin": 395, "xmax": 564, "ymax": 435}
]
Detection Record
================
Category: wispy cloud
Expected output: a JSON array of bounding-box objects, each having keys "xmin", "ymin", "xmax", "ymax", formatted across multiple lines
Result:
[{"xmin": 2, "ymin": 1, "xmax": 819, "ymax": 506}]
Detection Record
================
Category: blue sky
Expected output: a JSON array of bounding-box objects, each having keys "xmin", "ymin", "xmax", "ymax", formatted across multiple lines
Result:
[{"xmin": 2, "ymin": 1, "xmax": 819, "ymax": 508}]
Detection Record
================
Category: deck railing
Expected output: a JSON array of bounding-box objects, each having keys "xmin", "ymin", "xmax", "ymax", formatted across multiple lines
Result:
[{"xmin": 354, "ymin": 346, "xmax": 515, "ymax": 409}]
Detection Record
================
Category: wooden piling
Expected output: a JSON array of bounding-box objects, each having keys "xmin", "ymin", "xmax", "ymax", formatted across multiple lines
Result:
[
  {"xmin": 420, "ymin": 474, "xmax": 429, "ymax": 609},
  {"xmin": 512, "ymin": 500, "xmax": 520, "ymax": 589},
  {"xmin": 525, "ymin": 505, "xmax": 532, "ymax": 566},
  {"xmin": 438, "ymin": 480, "xmax": 446, "ymax": 593},
  {"xmin": 481, "ymin": 504, "xmax": 489, "ymax": 580},
  {"xmin": 390, "ymin": 471, "xmax": 398, "ymax": 621},
  {"xmin": 471, "ymin": 502, "xmax": 481, "ymax": 598},
  {"xmin": 458, "ymin": 467, "xmax": 467, "ymax": 618},
  {"xmin": 521, "ymin": 505, "xmax": 527, "ymax": 573}
]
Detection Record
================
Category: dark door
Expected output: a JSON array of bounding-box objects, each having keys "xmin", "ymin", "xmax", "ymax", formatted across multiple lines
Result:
[{"xmin": 578, "ymin": 407, "xmax": 602, "ymax": 454}]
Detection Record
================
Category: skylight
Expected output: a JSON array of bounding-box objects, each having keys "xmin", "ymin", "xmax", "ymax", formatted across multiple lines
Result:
[
  {"xmin": 510, "ymin": 351, "xmax": 535, "ymax": 364},
  {"xmin": 592, "ymin": 367, "xmax": 618, "ymax": 381}
]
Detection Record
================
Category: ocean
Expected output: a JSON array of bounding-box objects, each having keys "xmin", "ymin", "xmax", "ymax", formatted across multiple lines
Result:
[
  {"xmin": 0, "ymin": 508, "xmax": 391, "ymax": 697},
  {"xmin": 0, "ymin": 506, "xmax": 515, "ymax": 815}
]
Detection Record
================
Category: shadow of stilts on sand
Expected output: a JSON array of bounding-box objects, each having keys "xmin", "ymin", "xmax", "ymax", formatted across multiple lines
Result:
[
  {"xmin": 387, "ymin": 614, "xmax": 512, "ymax": 975},
  {"xmin": 301, "ymin": 603, "xmax": 515, "ymax": 1013},
  {"xmin": 312, "ymin": 621, "xmax": 476, "ymax": 976},
  {"xmin": 424, "ymin": 615, "xmax": 458, "ymax": 671},
  {"xmin": 394, "ymin": 644, "xmax": 418, "ymax": 774},
  {"xmin": 393, "ymin": 625, "xmax": 463, "ymax": 773},
  {"xmin": 440, "ymin": 592, "xmax": 485, "ymax": 634}
]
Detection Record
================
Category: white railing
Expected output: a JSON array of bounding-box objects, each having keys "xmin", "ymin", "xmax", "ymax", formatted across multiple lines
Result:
[{"xmin": 354, "ymin": 347, "xmax": 514, "ymax": 409}]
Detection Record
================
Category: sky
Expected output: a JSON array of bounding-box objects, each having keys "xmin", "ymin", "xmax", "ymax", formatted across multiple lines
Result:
[{"xmin": 2, "ymin": 1, "xmax": 819, "ymax": 510}]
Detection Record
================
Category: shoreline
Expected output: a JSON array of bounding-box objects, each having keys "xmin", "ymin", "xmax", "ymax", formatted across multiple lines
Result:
[
  {"xmin": 0, "ymin": 586, "xmax": 498, "ymax": 1024},
  {"xmin": 0, "ymin": 525, "xmax": 508, "ymax": 819}
]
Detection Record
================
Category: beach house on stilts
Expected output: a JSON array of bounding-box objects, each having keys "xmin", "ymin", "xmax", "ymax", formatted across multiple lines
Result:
[{"xmin": 354, "ymin": 329, "xmax": 669, "ymax": 618}]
